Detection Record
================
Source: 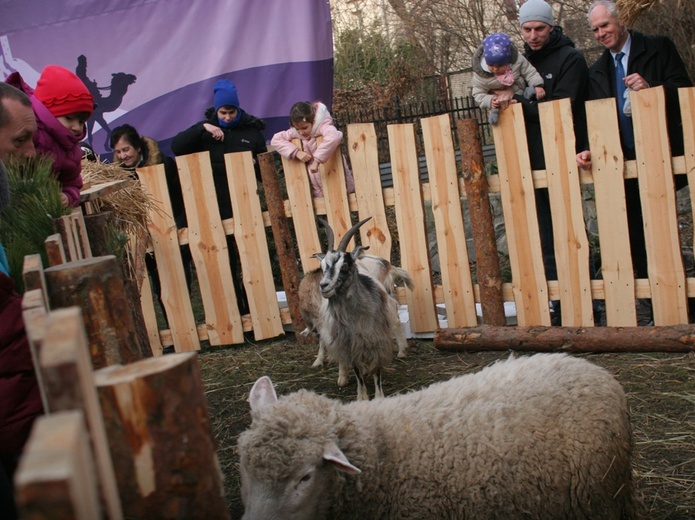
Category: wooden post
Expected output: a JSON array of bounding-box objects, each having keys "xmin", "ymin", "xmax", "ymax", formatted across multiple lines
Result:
[
  {"xmin": 94, "ymin": 353, "xmax": 230, "ymax": 520},
  {"xmin": 39, "ymin": 307, "xmax": 123, "ymax": 520},
  {"xmin": 83, "ymin": 210, "xmax": 116, "ymax": 257},
  {"xmin": 44, "ymin": 256, "xmax": 145, "ymax": 369},
  {"xmin": 258, "ymin": 151, "xmax": 307, "ymax": 343},
  {"xmin": 457, "ymin": 118, "xmax": 506, "ymax": 326},
  {"xmin": 45, "ymin": 233, "xmax": 67, "ymax": 266},
  {"xmin": 435, "ymin": 324, "xmax": 695, "ymax": 353},
  {"xmin": 15, "ymin": 411, "xmax": 102, "ymax": 520}
]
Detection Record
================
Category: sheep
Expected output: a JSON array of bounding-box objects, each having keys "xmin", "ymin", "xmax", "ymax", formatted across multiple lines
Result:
[
  {"xmin": 299, "ymin": 249, "xmax": 413, "ymax": 373},
  {"xmin": 237, "ymin": 353, "xmax": 640, "ymax": 520},
  {"xmin": 314, "ymin": 216, "xmax": 400, "ymax": 400}
]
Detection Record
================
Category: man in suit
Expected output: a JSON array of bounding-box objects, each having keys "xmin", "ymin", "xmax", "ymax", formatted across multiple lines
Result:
[{"xmin": 576, "ymin": 0, "xmax": 692, "ymax": 323}]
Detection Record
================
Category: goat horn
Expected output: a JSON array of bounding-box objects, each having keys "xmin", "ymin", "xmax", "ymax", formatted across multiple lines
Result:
[
  {"xmin": 317, "ymin": 217, "xmax": 335, "ymax": 252},
  {"xmin": 337, "ymin": 216, "xmax": 372, "ymax": 252}
]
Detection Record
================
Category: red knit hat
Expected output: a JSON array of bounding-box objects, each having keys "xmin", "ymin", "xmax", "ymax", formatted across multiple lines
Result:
[{"xmin": 34, "ymin": 65, "xmax": 94, "ymax": 118}]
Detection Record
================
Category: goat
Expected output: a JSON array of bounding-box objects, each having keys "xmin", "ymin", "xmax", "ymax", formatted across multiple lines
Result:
[
  {"xmin": 314, "ymin": 217, "xmax": 400, "ymax": 400},
  {"xmin": 299, "ymin": 250, "xmax": 413, "ymax": 373}
]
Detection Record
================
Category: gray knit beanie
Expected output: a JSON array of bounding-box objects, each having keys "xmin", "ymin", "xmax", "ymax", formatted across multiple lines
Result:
[{"xmin": 519, "ymin": 0, "xmax": 553, "ymax": 26}]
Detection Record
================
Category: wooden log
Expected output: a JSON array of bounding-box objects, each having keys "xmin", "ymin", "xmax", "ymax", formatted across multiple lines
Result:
[
  {"xmin": 259, "ymin": 151, "xmax": 307, "ymax": 343},
  {"xmin": 53, "ymin": 214, "xmax": 81, "ymax": 261},
  {"xmin": 14, "ymin": 410, "xmax": 102, "ymax": 520},
  {"xmin": 94, "ymin": 353, "xmax": 230, "ymax": 520},
  {"xmin": 39, "ymin": 307, "xmax": 123, "ymax": 520},
  {"xmin": 435, "ymin": 325, "xmax": 695, "ymax": 353},
  {"xmin": 44, "ymin": 255, "xmax": 145, "ymax": 369},
  {"xmin": 83, "ymin": 210, "xmax": 116, "ymax": 257},
  {"xmin": 457, "ymin": 118, "xmax": 506, "ymax": 326}
]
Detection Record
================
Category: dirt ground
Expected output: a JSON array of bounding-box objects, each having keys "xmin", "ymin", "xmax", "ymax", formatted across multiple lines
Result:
[{"xmin": 198, "ymin": 334, "xmax": 694, "ymax": 519}]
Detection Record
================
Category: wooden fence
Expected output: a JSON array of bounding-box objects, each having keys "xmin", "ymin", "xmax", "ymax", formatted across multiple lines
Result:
[{"xmin": 137, "ymin": 86, "xmax": 695, "ymax": 353}]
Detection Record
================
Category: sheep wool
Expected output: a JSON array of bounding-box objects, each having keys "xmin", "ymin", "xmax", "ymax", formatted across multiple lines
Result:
[{"xmin": 238, "ymin": 353, "xmax": 639, "ymax": 520}]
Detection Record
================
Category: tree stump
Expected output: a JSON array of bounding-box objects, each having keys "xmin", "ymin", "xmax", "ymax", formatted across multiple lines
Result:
[
  {"xmin": 94, "ymin": 352, "xmax": 230, "ymax": 520},
  {"xmin": 43, "ymin": 255, "xmax": 145, "ymax": 368}
]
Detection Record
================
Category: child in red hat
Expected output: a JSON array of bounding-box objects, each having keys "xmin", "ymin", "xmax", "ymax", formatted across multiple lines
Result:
[{"xmin": 6, "ymin": 65, "xmax": 94, "ymax": 206}]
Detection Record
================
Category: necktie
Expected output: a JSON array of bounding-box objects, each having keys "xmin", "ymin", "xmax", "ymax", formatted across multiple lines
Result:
[{"xmin": 615, "ymin": 52, "xmax": 634, "ymax": 150}]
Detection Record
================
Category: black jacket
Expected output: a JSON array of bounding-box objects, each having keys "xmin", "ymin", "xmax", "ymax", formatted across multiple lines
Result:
[
  {"xmin": 171, "ymin": 108, "xmax": 267, "ymax": 219},
  {"xmin": 587, "ymin": 30, "xmax": 692, "ymax": 159},
  {"xmin": 518, "ymin": 27, "xmax": 589, "ymax": 170}
]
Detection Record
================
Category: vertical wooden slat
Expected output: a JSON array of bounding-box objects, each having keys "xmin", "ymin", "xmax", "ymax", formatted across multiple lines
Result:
[
  {"xmin": 586, "ymin": 98, "xmax": 637, "ymax": 326},
  {"xmin": 39, "ymin": 307, "xmax": 124, "ymax": 520},
  {"xmin": 21, "ymin": 289, "xmax": 50, "ymax": 412},
  {"xmin": 347, "ymin": 123, "xmax": 392, "ymax": 259},
  {"xmin": 319, "ymin": 137, "xmax": 353, "ymax": 250},
  {"xmin": 15, "ymin": 411, "xmax": 102, "ymax": 520},
  {"xmin": 45, "ymin": 232, "xmax": 67, "ymax": 266},
  {"xmin": 226, "ymin": 151, "xmax": 284, "ymax": 340},
  {"xmin": 139, "ymin": 162, "xmax": 200, "ymax": 351},
  {"xmin": 492, "ymin": 104, "xmax": 551, "ymax": 326},
  {"xmin": 539, "ymin": 99, "xmax": 594, "ymax": 326},
  {"xmin": 70, "ymin": 208, "xmax": 92, "ymax": 259},
  {"xmin": 54, "ymin": 214, "xmax": 80, "ymax": 261},
  {"xmin": 633, "ymin": 87, "xmax": 688, "ymax": 325},
  {"xmin": 22, "ymin": 253, "xmax": 48, "ymax": 309},
  {"xmin": 387, "ymin": 123, "xmax": 438, "ymax": 332},
  {"xmin": 139, "ymin": 268, "xmax": 163, "ymax": 356},
  {"xmin": 282, "ymin": 141, "xmax": 322, "ymax": 271},
  {"xmin": 421, "ymin": 114, "xmax": 477, "ymax": 327},
  {"xmin": 174, "ymin": 154, "xmax": 244, "ymax": 345},
  {"xmin": 680, "ymin": 87, "xmax": 695, "ymax": 255}
]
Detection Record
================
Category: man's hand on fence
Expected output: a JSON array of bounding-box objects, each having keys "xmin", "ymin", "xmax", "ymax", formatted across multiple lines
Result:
[{"xmin": 576, "ymin": 150, "xmax": 592, "ymax": 170}]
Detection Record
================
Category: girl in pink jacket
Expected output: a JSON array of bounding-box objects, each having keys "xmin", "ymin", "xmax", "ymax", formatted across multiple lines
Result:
[{"xmin": 271, "ymin": 101, "xmax": 354, "ymax": 197}]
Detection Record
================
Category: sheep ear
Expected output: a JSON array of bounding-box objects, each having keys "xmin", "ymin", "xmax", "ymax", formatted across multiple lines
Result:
[
  {"xmin": 248, "ymin": 376, "xmax": 278, "ymax": 412},
  {"xmin": 323, "ymin": 442, "xmax": 362, "ymax": 475}
]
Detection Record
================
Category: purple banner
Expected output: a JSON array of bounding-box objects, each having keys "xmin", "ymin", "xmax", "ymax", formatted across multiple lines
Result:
[{"xmin": 0, "ymin": 0, "xmax": 334, "ymax": 154}]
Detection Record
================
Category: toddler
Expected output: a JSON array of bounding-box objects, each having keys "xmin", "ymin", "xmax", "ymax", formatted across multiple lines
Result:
[
  {"xmin": 472, "ymin": 33, "xmax": 545, "ymax": 125},
  {"xmin": 271, "ymin": 101, "xmax": 354, "ymax": 197},
  {"xmin": 6, "ymin": 65, "xmax": 94, "ymax": 206}
]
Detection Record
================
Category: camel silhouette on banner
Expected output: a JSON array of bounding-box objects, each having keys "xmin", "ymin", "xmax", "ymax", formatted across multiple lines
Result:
[{"xmin": 76, "ymin": 55, "xmax": 137, "ymax": 151}]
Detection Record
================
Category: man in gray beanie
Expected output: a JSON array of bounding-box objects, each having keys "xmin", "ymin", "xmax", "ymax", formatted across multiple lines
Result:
[{"xmin": 515, "ymin": 0, "xmax": 592, "ymax": 325}]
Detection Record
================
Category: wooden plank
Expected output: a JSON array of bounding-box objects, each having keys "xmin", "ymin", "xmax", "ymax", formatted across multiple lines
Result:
[
  {"xmin": 282, "ymin": 141, "xmax": 322, "ymax": 271},
  {"xmin": 226, "ymin": 151, "xmax": 284, "ymax": 340},
  {"xmin": 53, "ymin": 215, "xmax": 79, "ymax": 262},
  {"xmin": 680, "ymin": 87, "xmax": 695, "ymax": 253},
  {"xmin": 94, "ymin": 354, "xmax": 230, "ymax": 520},
  {"xmin": 491, "ymin": 103, "xmax": 550, "ymax": 325},
  {"xmin": 539, "ymin": 99, "xmax": 594, "ymax": 326},
  {"xmin": 21, "ymin": 290, "xmax": 49, "ymax": 412},
  {"xmin": 421, "ymin": 114, "xmax": 477, "ymax": 327},
  {"xmin": 39, "ymin": 307, "xmax": 124, "ymax": 520},
  {"xmin": 79, "ymin": 178, "xmax": 132, "ymax": 204},
  {"xmin": 138, "ymin": 162, "xmax": 200, "ymax": 351},
  {"xmin": 174, "ymin": 153, "xmax": 244, "ymax": 345},
  {"xmin": 387, "ymin": 123, "xmax": 438, "ymax": 332},
  {"xmin": 319, "ymin": 139, "xmax": 353, "ymax": 250},
  {"xmin": 585, "ymin": 98, "xmax": 637, "ymax": 326},
  {"xmin": 15, "ymin": 410, "xmax": 102, "ymax": 520},
  {"xmin": 70, "ymin": 208, "xmax": 93, "ymax": 259},
  {"xmin": 347, "ymin": 123, "xmax": 393, "ymax": 260},
  {"xmin": 22, "ymin": 253, "xmax": 48, "ymax": 310},
  {"xmin": 139, "ymin": 269, "xmax": 163, "ymax": 356},
  {"xmin": 633, "ymin": 87, "xmax": 688, "ymax": 325}
]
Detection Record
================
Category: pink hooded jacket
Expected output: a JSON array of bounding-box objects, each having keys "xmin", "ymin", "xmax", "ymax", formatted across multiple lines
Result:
[
  {"xmin": 6, "ymin": 72, "xmax": 84, "ymax": 207},
  {"xmin": 271, "ymin": 102, "xmax": 355, "ymax": 197}
]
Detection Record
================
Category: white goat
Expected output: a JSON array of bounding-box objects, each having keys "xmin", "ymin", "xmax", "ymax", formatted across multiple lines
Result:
[
  {"xmin": 314, "ymin": 217, "xmax": 400, "ymax": 400},
  {"xmin": 299, "ymin": 248, "xmax": 413, "ymax": 376}
]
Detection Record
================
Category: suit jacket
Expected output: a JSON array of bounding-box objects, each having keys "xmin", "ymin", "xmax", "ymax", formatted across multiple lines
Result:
[{"xmin": 587, "ymin": 30, "xmax": 692, "ymax": 159}]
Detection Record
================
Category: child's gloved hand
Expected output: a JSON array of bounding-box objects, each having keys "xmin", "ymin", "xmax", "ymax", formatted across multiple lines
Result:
[{"xmin": 489, "ymin": 108, "xmax": 500, "ymax": 125}]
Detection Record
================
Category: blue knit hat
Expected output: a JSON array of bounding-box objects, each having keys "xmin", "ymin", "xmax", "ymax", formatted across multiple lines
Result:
[
  {"xmin": 483, "ymin": 33, "xmax": 512, "ymax": 66},
  {"xmin": 213, "ymin": 79, "xmax": 239, "ymax": 111}
]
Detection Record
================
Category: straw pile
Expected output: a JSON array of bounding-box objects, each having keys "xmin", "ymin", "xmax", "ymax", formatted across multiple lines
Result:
[{"xmin": 80, "ymin": 158, "xmax": 160, "ymax": 283}]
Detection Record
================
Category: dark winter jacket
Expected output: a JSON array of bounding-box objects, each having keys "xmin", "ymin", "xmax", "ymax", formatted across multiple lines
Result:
[
  {"xmin": 518, "ymin": 27, "xmax": 589, "ymax": 170},
  {"xmin": 171, "ymin": 108, "xmax": 267, "ymax": 220},
  {"xmin": 586, "ymin": 30, "xmax": 692, "ymax": 160},
  {"xmin": 0, "ymin": 271, "xmax": 43, "ymax": 470}
]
